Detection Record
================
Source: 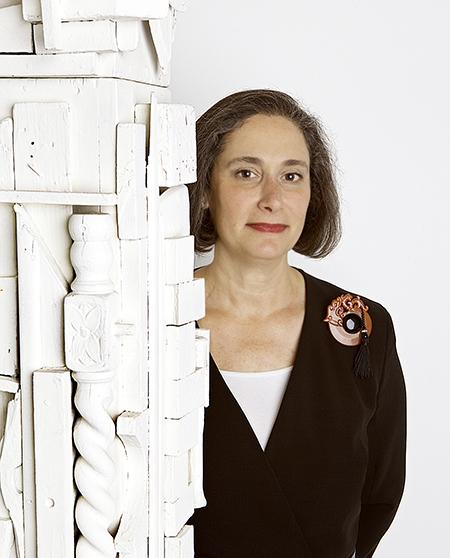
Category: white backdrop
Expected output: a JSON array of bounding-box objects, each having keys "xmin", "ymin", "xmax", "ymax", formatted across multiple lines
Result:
[{"xmin": 170, "ymin": 1, "xmax": 450, "ymax": 556}]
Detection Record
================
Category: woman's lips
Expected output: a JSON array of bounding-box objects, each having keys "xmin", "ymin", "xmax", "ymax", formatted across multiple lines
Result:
[{"xmin": 247, "ymin": 223, "xmax": 288, "ymax": 233}]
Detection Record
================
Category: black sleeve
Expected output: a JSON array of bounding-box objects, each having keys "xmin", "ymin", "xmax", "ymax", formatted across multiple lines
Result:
[{"xmin": 355, "ymin": 309, "xmax": 407, "ymax": 558}]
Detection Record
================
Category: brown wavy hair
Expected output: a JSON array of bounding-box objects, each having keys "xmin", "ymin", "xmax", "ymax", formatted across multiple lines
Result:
[{"xmin": 186, "ymin": 88, "xmax": 342, "ymax": 258}]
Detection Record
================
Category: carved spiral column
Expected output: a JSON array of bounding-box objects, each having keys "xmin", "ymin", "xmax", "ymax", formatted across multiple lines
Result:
[{"xmin": 64, "ymin": 214, "xmax": 119, "ymax": 558}]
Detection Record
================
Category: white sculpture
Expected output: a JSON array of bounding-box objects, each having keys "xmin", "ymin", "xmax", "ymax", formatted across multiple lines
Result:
[{"xmin": 0, "ymin": 2, "xmax": 209, "ymax": 557}]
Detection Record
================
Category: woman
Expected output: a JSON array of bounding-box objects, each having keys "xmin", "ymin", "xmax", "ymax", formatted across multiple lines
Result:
[{"xmin": 186, "ymin": 89, "xmax": 407, "ymax": 558}]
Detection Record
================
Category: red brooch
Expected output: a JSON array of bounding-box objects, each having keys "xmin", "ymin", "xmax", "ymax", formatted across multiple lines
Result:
[{"xmin": 323, "ymin": 293, "xmax": 373, "ymax": 379}]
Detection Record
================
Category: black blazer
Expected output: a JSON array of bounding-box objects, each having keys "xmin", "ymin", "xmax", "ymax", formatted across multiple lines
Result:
[{"xmin": 188, "ymin": 266, "xmax": 407, "ymax": 558}]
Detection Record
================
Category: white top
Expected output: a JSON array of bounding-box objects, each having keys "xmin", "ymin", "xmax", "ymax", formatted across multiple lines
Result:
[{"xmin": 219, "ymin": 365, "xmax": 294, "ymax": 450}]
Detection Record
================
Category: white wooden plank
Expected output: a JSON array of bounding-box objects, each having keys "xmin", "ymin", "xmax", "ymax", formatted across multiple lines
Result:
[
  {"xmin": 34, "ymin": 19, "xmax": 117, "ymax": 54},
  {"xmin": 116, "ymin": 123, "xmax": 147, "ymax": 239},
  {"xmin": 163, "ymin": 236, "xmax": 194, "ymax": 284},
  {"xmin": 0, "ymin": 392, "xmax": 24, "ymax": 558},
  {"xmin": 164, "ymin": 524, "xmax": 194, "ymax": 558},
  {"xmin": 164, "ymin": 408, "xmax": 199, "ymax": 457},
  {"xmin": 195, "ymin": 329, "xmax": 210, "ymax": 407},
  {"xmin": 22, "ymin": 0, "xmax": 169, "ymax": 22},
  {"xmin": 165, "ymin": 278, "xmax": 205, "ymax": 326},
  {"xmin": 13, "ymin": 102, "xmax": 71, "ymax": 192},
  {"xmin": 190, "ymin": 406, "xmax": 206, "ymax": 509},
  {"xmin": 0, "ymin": 190, "xmax": 117, "ymax": 205},
  {"xmin": 0, "ymin": 278, "xmax": 18, "ymax": 378},
  {"xmin": 164, "ymin": 367, "xmax": 206, "ymax": 419},
  {"xmin": 0, "ymin": 5, "xmax": 33, "ymax": 53},
  {"xmin": 148, "ymin": 9, "xmax": 172, "ymax": 72},
  {"xmin": 0, "ymin": 52, "xmax": 100, "ymax": 77},
  {"xmin": 116, "ymin": 20, "xmax": 139, "ymax": 52},
  {"xmin": 0, "ymin": 376, "xmax": 19, "ymax": 393},
  {"xmin": 156, "ymin": 104, "xmax": 197, "ymax": 187},
  {"xmin": 164, "ymin": 452, "xmax": 189, "ymax": 504},
  {"xmin": 159, "ymin": 185, "xmax": 191, "ymax": 238},
  {"xmin": 164, "ymin": 482, "xmax": 194, "ymax": 537},
  {"xmin": 40, "ymin": 0, "xmax": 62, "ymax": 50},
  {"xmin": 165, "ymin": 322, "xmax": 196, "ymax": 381},
  {"xmin": 0, "ymin": 118, "xmax": 14, "ymax": 190},
  {"xmin": 33, "ymin": 370, "xmax": 74, "ymax": 557}
]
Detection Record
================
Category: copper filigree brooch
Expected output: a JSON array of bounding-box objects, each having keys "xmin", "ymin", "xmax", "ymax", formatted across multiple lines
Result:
[{"xmin": 323, "ymin": 293, "xmax": 373, "ymax": 379}]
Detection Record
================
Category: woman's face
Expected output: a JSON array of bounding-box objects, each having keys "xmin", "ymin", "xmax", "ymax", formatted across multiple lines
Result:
[{"xmin": 208, "ymin": 113, "xmax": 311, "ymax": 262}]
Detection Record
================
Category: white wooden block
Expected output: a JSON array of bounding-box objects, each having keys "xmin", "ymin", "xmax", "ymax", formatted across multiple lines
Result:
[
  {"xmin": 156, "ymin": 104, "xmax": 196, "ymax": 187},
  {"xmin": 164, "ymin": 367, "xmax": 206, "ymax": 419},
  {"xmin": 164, "ymin": 408, "xmax": 199, "ymax": 457},
  {"xmin": 40, "ymin": 0, "xmax": 62, "ymax": 50},
  {"xmin": 159, "ymin": 185, "xmax": 190, "ymax": 238},
  {"xmin": 117, "ymin": 123, "xmax": 147, "ymax": 240},
  {"xmin": 191, "ymin": 406, "xmax": 207, "ymax": 509},
  {"xmin": 148, "ymin": 5, "xmax": 174, "ymax": 72},
  {"xmin": 0, "ymin": 5, "xmax": 33, "ymax": 53},
  {"xmin": 0, "ymin": 277, "xmax": 17, "ymax": 378},
  {"xmin": 164, "ymin": 482, "xmax": 194, "ymax": 537},
  {"xmin": 34, "ymin": 19, "xmax": 118, "ymax": 54},
  {"xmin": 165, "ymin": 322, "xmax": 196, "ymax": 380},
  {"xmin": 0, "ymin": 519, "xmax": 16, "ymax": 557},
  {"xmin": 163, "ymin": 236, "xmax": 194, "ymax": 284},
  {"xmin": 0, "ymin": 376, "xmax": 19, "ymax": 394},
  {"xmin": 164, "ymin": 452, "xmax": 189, "ymax": 503},
  {"xmin": 0, "ymin": 118, "xmax": 14, "ymax": 190},
  {"xmin": 22, "ymin": 0, "xmax": 169, "ymax": 22},
  {"xmin": 116, "ymin": 20, "xmax": 139, "ymax": 52},
  {"xmin": 0, "ymin": 392, "xmax": 24, "ymax": 558},
  {"xmin": 164, "ymin": 524, "xmax": 194, "ymax": 558},
  {"xmin": 195, "ymin": 329, "xmax": 210, "ymax": 407},
  {"xmin": 33, "ymin": 369, "xmax": 74, "ymax": 557},
  {"xmin": 115, "ymin": 410, "xmax": 148, "ymax": 556},
  {"xmin": 165, "ymin": 278, "xmax": 205, "ymax": 326},
  {"xmin": 13, "ymin": 102, "xmax": 71, "ymax": 191}
]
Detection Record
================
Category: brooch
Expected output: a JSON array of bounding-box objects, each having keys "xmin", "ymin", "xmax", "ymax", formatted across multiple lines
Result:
[{"xmin": 323, "ymin": 293, "xmax": 373, "ymax": 379}]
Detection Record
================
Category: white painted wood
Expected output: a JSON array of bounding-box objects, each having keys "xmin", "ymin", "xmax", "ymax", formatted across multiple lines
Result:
[
  {"xmin": 13, "ymin": 102, "xmax": 71, "ymax": 192},
  {"xmin": 0, "ymin": 391, "xmax": 24, "ymax": 558},
  {"xmin": 163, "ymin": 235, "xmax": 194, "ymax": 285},
  {"xmin": 115, "ymin": 409, "xmax": 149, "ymax": 557},
  {"xmin": 156, "ymin": 104, "xmax": 197, "ymax": 187},
  {"xmin": 165, "ymin": 278, "xmax": 205, "ymax": 326},
  {"xmin": 0, "ymin": 0, "xmax": 20, "ymax": 7},
  {"xmin": 195, "ymin": 328, "xmax": 210, "ymax": 407},
  {"xmin": 116, "ymin": 123, "xmax": 147, "ymax": 240},
  {"xmin": 0, "ymin": 191, "xmax": 118, "ymax": 205},
  {"xmin": 164, "ymin": 482, "xmax": 194, "ymax": 537},
  {"xmin": 164, "ymin": 408, "xmax": 200, "ymax": 457},
  {"xmin": 22, "ymin": 0, "xmax": 169, "ymax": 22},
  {"xmin": 159, "ymin": 185, "xmax": 190, "ymax": 238},
  {"xmin": 164, "ymin": 367, "xmax": 206, "ymax": 420},
  {"xmin": 0, "ymin": 377, "xmax": 18, "ymax": 394},
  {"xmin": 190, "ymin": 407, "xmax": 206, "ymax": 509},
  {"xmin": 116, "ymin": 21, "xmax": 139, "ymax": 52},
  {"xmin": 118, "ymin": 239, "xmax": 148, "ymax": 411},
  {"xmin": 148, "ymin": 5, "xmax": 175, "ymax": 72},
  {"xmin": 164, "ymin": 452, "xmax": 188, "ymax": 504},
  {"xmin": 64, "ymin": 214, "xmax": 120, "ymax": 558},
  {"xmin": 0, "ymin": 5, "xmax": 33, "ymax": 54},
  {"xmin": 34, "ymin": 20, "xmax": 118, "ymax": 54},
  {"xmin": 40, "ymin": 0, "xmax": 62, "ymax": 51},
  {"xmin": 165, "ymin": 524, "xmax": 194, "ymax": 558},
  {"xmin": 0, "ymin": 278, "xmax": 17, "ymax": 378},
  {"xmin": 32, "ymin": 370, "xmax": 74, "ymax": 558},
  {"xmin": 0, "ymin": 52, "xmax": 101, "ymax": 77},
  {"xmin": 15, "ymin": 202, "xmax": 70, "ymax": 558},
  {"xmin": 0, "ymin": 118, "xmax": 14, "ymax": 190},
  {"xmin": 165, "ymin": 322, "xmax": 196, "ymax": 381},
  {"xmin": 146, "ymin": 91, "xmax": 165, "ymax": 558}
]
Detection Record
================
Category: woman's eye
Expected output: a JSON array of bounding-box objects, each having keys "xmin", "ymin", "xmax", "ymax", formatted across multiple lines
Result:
[
  {"xmin": 236, "ymin": 169, "xmax": 256, "ymax": 179},
  {"xmin": 284, "ymin": 172, "xmax": 303, "ymax": 181}
]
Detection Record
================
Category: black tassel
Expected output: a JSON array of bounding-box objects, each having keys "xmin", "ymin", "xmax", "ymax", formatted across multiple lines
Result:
[{"xmin": 353, "ymin": 308, "xmax": 372, "ymax": 379}]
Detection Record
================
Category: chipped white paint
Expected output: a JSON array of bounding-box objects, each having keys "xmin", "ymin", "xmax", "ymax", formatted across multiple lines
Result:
[
  {"xmin": 33, "ymin": 369, "xmax": 74, "ymax": 557},
  {"xmin": 0, "ymin": 5, "xmax": 33, "ymax": 53},
  {"xmin": 13, "ymin": 103, "xmax": 71, "ymax": 191},
  {"xmin": 0, "ymin": 118, "xmax": 14, "ymax": 190}
]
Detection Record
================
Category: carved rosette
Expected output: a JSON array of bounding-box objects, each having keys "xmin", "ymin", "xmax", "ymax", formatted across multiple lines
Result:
[{"xmin": 64, "ymin": 214, "xmax": 119, "ymax": 558}]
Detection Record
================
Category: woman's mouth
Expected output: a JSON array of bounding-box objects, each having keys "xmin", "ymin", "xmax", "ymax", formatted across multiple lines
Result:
[{"xmin": 247, "ymin": 223, "xmax": 288, "ymax": 233}]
